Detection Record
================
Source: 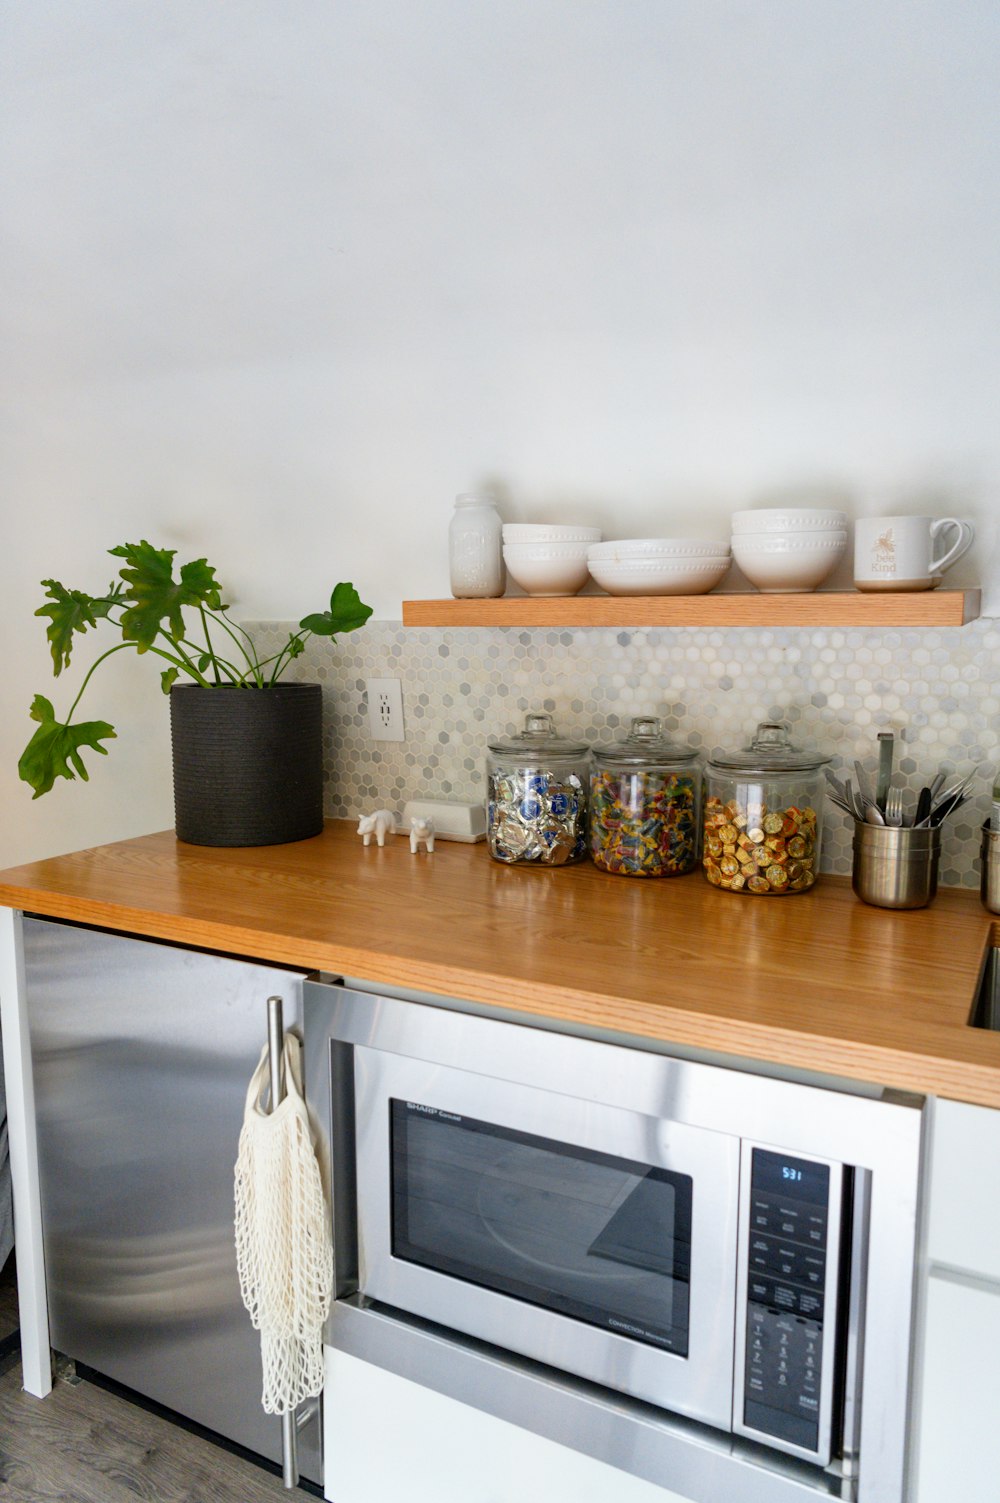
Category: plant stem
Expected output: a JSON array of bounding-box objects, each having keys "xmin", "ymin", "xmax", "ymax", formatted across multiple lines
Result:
[
  {"xmin": 198, "ymin": 606, "xmax": 222, "ymax": 684},
  {"xmin": 202, "ymin": 609, "xmax": 263, "ymax": 685},
  {"xmin": 155, "ymin": 629, "xmax": 216, "ymax": 686},
  {"xmin": 65, "ymin": 640, "xmax": 209, "ymax": 721},
  {"xmin": 141, "ymin": 642, "xmax": 213, "ymax": 682},
  {"xmin": 66, "ymin": 644, "xmax": 133, "ymax": 722},
  {"xmin": 263, "ymin": 632, "xmax": 309, "ymax": 686}
]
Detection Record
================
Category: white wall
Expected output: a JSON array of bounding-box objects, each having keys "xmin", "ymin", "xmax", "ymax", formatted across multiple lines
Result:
[{"xmin": 1, "ymin": 1, "xmax": 998, "ymax": 867}]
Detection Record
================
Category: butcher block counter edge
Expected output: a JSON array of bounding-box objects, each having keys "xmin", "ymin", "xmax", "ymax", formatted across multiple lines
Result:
[{"xmin": 0, "ymin": 821, "xmax": 997, "ymax": 1107}]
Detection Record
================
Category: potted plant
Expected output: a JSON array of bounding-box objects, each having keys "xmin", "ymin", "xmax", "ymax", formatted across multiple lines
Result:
[{"xmin": 19, "ymin": 539, "xmax": 373, "ymax": 846}]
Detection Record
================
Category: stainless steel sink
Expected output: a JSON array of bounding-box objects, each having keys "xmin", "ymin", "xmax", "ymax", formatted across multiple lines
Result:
[{"xmin": 972, "ymin": 949, "xmax": 1000, "ymax": 1030}]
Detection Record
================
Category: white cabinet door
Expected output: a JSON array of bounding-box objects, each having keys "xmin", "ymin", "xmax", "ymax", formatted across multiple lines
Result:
[
  {"xmin": 926, "ymin": 1099, "xmax": 1000, "ymax": 1282},
  {"xmin": 324, "ymin": 1351, "xmax": 691, "ymax": 1503},
  {"xmin": 913, "ymin": 1273, "xmax": 1000, "ymax": 1502}
]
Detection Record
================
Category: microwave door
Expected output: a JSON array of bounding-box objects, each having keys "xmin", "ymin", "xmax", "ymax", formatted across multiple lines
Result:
[
  {"xmin": 353, "ymin": 1047, "xmax": 740, "ymax": 1434},
  {"xmin": 392, "ymin": 1101, "xmax": 693, "ymax": 1353}
]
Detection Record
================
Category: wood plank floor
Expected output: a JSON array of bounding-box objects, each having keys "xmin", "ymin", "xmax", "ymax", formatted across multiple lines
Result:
[
  {"xmin": 0, "ymin": 1259, "xmax": 315, "ymax": 1502},
  {"xmin": 0, "ymin": 1266, "xmax": 17, "ymax": 1345}
]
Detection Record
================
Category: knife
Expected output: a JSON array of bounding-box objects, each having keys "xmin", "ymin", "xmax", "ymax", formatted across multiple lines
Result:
[
  {"xmin": 854, "ymin": 760, "xmax": 874, "ymax": 813},
  {"xmin": 915, "ymin": 786, "xmax": 932, "ymax": 826},
  {"xmin": 931, "ymin": 792, "xmax": 970, "ymax": 827}
]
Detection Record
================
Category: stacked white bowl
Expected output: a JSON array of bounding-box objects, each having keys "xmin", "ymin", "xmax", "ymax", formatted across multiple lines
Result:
[
  {"xmin": 502, "ymin": 524, "xmax": 602, "ymax": 596},
  {"xmin": 587, "ymin": 539, "xmax": 731, "ymax": 596},
  {"xmin": 730, "ymin": 509, "xmax": 848, "ymax": 592}
]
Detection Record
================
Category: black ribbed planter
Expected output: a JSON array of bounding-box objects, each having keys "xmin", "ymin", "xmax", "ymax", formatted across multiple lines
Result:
[{"xmin": 170, "ymin": 683, "xmax": 324, "ymax": 847}]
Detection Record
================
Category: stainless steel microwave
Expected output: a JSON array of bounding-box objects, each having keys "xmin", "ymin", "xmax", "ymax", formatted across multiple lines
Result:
[{"xmin": 305, "ymin": 983, "xmax": 923, "ymax": 1503}]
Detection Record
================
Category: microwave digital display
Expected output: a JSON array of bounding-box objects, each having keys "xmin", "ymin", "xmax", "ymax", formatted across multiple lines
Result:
[{"xmin": 390, "ymin": 1099, "xmax": 694, "ymax": 1355}]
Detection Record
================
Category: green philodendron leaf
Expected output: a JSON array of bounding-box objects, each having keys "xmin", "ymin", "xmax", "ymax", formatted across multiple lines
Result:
[
  {"xmin": 160, "ymin": 667, "xmax": 180, "ymax": 694},
  {"xmin": 35, "ymin": 580, "xmax": 116, "ymax": 675},
  {"xmin": 110, "ymin": 540, "xmax": 224, "ymax": 651},
  {"xmin": 299, "ymin": 582, "xmax": 373, "ymax": 638},
  {"xmin": 285, "ymin": 636, "xmax": 305, "ymax": 659},
  {"xmin": 18, "ymin": 695, "xmax": 116, "ymax": 799}
]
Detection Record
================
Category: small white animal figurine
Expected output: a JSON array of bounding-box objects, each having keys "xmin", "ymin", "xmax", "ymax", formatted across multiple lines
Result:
[
  {"xmin": 358, "ymin": 809, "xmax": 395, "ymax": 847},
  {"xmin": 410, "ymin": 816, "xmax": 435, "ymax": 854}
]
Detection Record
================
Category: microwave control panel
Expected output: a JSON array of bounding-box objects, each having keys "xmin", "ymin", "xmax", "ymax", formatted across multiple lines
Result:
[{"xmin": 735, "ymin": 1147, "xmax": 844, "ymax": 1465}]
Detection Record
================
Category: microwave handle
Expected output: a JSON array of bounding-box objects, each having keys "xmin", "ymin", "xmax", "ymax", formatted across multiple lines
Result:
[
  {"xmin": 839, "ymin": 1167, "xmax": 871, "ymax": 1481},
  {"xmin": 267, "ymin": 995, "xmax": 300, "ymax": 1491}
]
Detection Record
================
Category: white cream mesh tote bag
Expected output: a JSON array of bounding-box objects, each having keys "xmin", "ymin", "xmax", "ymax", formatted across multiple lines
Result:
[{"xmin": 234, "ymin": 1032, "xmax": 333, "ymax": 1414}]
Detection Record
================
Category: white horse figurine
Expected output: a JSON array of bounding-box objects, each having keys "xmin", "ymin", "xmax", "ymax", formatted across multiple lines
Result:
[
  {"xmin": 409, "ymin": 816, "xmax": 435, "ymax": 854},
  {"xmin": 358, "ymin": 809, "xmax": 395, "ymax": 847}
]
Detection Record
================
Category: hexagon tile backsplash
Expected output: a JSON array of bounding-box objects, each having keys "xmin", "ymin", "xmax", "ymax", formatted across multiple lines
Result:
[{"xmin": 245, "ymin": 617, "xmax": 1000, "ymax": 889}]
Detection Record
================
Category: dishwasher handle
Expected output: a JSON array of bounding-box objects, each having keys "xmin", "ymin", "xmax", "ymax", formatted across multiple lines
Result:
[{"xmin": 267, "ymin": 995, "xmax": 299, "ymax": 1492}]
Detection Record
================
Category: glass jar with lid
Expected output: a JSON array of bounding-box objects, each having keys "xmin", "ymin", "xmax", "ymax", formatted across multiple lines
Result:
[
  {"xmin": 590, "ymin": 717, "xmax": 700, "ymax": 877},
  {"xmin": 702, "ymin": 721, "xmax": 830, "ymax": 895},
  {"xmin": 487, "ymin": 713, "xmax": 590, "ymax": 865}
]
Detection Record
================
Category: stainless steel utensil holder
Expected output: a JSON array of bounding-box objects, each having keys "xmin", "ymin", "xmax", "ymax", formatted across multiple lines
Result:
[
  {"xmin": 267, "ymin": 995, "xmax": 299, "ymax": 1491},
  {"xmin": 852, "ymin": 822, "xmax": 941, "ymax": 910},
  {"xmin": 981, "ymin": 823, "xmax": 1000, "ymax": 915}
]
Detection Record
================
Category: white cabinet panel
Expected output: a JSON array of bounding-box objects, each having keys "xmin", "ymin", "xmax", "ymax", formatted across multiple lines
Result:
[
  {"xmin": 926, "ymin": 1099, "xmax": 1000, "ymax": 1281},
  {"xmin": 324, "ymin": 1350, "xmax": 689, "ymax": 1503},
  {"xmin": 913, "ymin": 1274, "xmax": 1000, "ymax": 1503}
]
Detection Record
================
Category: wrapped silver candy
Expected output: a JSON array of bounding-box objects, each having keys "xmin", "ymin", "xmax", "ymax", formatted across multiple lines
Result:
[{"xmin": 486, "ymin": 715, "xmax": 590, "ymax": 866}]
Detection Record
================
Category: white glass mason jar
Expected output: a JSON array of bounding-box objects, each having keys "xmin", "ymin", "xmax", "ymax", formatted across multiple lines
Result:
[{"xmin": 449, "ymin": 494, "xmax": 505, "ymax": 598}]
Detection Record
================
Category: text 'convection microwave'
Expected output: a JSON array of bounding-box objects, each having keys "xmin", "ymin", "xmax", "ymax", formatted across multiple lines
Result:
[{"xmin": 304, "ymin": 983, "xmax": 923, "ymax": 1503}]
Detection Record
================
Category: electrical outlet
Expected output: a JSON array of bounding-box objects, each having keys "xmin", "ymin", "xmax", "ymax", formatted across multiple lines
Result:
[{"xmin": 366, "ymin": 678, "xmax": 405, "ymax": 742}]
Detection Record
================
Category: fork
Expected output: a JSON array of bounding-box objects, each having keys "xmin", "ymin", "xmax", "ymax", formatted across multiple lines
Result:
[{"xmin": 885, "ymin": 787, "xmax": 904, "ymax": 828}]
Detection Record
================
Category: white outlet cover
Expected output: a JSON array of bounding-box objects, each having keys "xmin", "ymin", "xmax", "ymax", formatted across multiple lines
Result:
[{"xmin": 367, "ymin": 677, "xmax": 405, "ymax": 742}]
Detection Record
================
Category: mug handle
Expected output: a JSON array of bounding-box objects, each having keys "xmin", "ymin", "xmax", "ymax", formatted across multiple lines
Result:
[{"xmin": 929, "ymin": 518, "xmax": 974, "ymax": 575}]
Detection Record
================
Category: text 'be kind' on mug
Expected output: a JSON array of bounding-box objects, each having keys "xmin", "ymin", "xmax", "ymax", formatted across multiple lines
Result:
[{"xmin": 854, "ymin": 515, "xmax": 975, "ymax": 592}]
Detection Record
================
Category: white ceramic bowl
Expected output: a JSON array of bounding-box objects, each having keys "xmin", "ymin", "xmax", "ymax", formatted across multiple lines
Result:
[
  {"xmin": 731, "ymin": 530, "xmax": 847, "ymax": 592},
  {"xmin": 587, "ymin": 538, "xmax": 730, "ymax": 562},
  {"xmin": 502, "ymin": 524, "xmax": 602, "ymax": 544},
  {"xmin": 503, "ymin": 541, "xmax": 591, "ymax": 596},
  {"xmin": 731, "ymin": 508, "xmax": 848, "ymax": 535},
  {"xmin": 588, "ymin": 554, "xmax": 731, "ymax": 596}
]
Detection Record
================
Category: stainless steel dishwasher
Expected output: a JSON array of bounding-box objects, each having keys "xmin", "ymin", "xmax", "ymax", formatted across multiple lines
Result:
[{"xmin": 22, "ymin": 915, "xmax": 323, "ymax": 1485}]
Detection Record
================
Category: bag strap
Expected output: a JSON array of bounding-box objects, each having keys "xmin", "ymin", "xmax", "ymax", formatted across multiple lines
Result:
[{"xmin": 243, "ymin": 1032, "xmax": 307, "ymax": 1122}]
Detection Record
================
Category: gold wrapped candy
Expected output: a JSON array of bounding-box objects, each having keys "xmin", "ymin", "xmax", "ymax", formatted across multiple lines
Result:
[{"xmin": 702, "ymin": 796, "xmax": 817, "ymax": 895}]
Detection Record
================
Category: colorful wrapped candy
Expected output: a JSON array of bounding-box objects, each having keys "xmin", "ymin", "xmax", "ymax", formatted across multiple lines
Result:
[{"xmin": 590, "ymin": 718, "xmax": 701, "ymax": 878}]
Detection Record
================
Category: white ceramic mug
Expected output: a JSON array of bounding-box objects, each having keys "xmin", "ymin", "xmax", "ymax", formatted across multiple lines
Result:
[{"xmin": 854, "ymin": 515, "xmax": 974, "ymax": 592}]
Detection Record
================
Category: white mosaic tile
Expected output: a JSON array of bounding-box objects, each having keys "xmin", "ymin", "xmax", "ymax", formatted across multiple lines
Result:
[{"xmin": 244, "ymin": 618, "xmax": 1000, "ymax": 889}]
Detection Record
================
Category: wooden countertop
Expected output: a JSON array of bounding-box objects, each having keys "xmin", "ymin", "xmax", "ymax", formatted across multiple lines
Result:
[{"xmin": 1, "ymin": 821, "xmax": 998, "ymax": 1106}]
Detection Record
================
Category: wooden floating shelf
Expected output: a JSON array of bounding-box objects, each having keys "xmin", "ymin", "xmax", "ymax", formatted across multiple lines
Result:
[{"xmin": 402, "ymin": 589, "xmax": 981, "ymax": 629}]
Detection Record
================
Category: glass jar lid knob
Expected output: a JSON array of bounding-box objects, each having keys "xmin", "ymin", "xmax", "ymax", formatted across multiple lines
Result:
[{"xmin": 751, "ymin": 722, "xmax": 791, "ymax": 751}]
